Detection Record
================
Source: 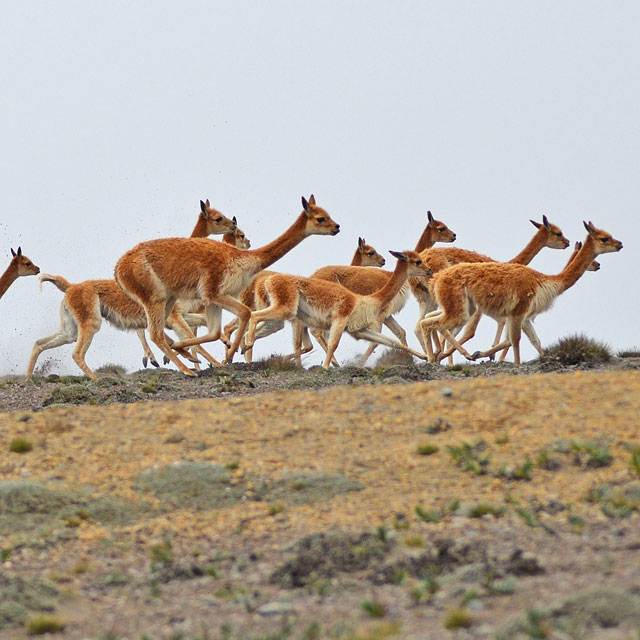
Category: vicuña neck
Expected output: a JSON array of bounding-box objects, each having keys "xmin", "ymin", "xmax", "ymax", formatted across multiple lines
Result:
[
  {"xmin": 371, "ymin": 259, "xmax": 409, "ymax": 309},
  {"xmin": 508, "ymin": 228, "xmax": 547, "ymax": 265},
  {"xmin": 0, "ymin": 262, "xmax": 18, "ymax": 300},
  {"xmin": 190, "ymin": 216, "xmax": 210, "ymax": 238},
  {"xmin": 248, "ymin": 212, "xmax": 309, "ymax": 271},
  {"xmin": 550, "ymin": 235, "xmax": 596, "ymax": 293},
  {"xmin": 414, "ymin": 227, "xmax": 437, "ymax": 252},
  {"xmin": 351, "ymin": 248, "xmax": 363, "ymax": 266}
]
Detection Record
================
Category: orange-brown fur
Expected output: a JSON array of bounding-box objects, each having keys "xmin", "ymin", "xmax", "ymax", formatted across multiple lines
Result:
[
  {"xmin": 412, "ymin": 216, "xmax": 570, "ymax": 358},
  {"xmin": 0, "ymin": 247, "xmax": 40, "ymax": 300},
  {"xmin": 420, "ymin": 222, "xmax": 622, "ymax": 365},
  {"xmin": 245, "ymin": 251, "xmax": 431, "ymax": 368},
  {"xmin": 306, "ymin": 211, "xmax": 456, "ymax": 364},
  {"xmin": 114, "ymin": 195, "xmax": 340, "ymax": 374},
  {"xmin": 26, "ymin": 202, "xmax": 238, "ymax": 379},
  {"xmin": 223, "ymin": 237, "xmax": 386, "ymax": 363}
]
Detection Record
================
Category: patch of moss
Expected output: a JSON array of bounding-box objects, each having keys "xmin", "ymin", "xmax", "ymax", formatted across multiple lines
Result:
[
  {"xmin": 132, "ymin": 463, "xmax": 246, "ymax": 510},
  {"xmin": 0, "ymin": 481, "xmax": 143, "ymax": 536},
  {"xmin": 257, "ymin": 473, "xmax": 364, "ymax": 507}
]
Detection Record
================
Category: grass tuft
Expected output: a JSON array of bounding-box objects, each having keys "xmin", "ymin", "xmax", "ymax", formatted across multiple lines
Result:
[
  {"xmin": 360, "ymin": 599, "xmax": 386, "ymax": 618},
  {"xmin": 416, "ymin": 443, "xmax": 438, "ymax": 456},
  {"xmin": 9, "ymin": 437, "xmax": 33, "ymax": 453},
  {"xmin": 443, "ymin": 607, "xmax": 472, "ymax": 629},
  {"xmin": 446, "ymin": 441, "xmax": 490, "ymax": 475},
  {"xmin": 25, "ymin": 614, "xmax": 66, "ymax": 634}
]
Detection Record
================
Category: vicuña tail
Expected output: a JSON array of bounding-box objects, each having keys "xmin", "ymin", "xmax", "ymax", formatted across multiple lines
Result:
[{"xmin": 38, "ymin": 274, "xmax": 73, "ymax": 293}]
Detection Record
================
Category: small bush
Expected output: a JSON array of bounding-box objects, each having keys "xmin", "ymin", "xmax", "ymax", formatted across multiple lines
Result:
[
  {"xmin": 539, "ymin": 333, "xmax": 612, "ymax": 365},
  {"xmin": 9, "ymin": 437, "xmax": 33, "ymax": 453}
]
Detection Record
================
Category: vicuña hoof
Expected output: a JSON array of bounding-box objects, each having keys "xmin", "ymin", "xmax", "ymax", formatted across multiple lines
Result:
[
  {"xmin": 142, "ymin": 357, "xmax": 148, "ymax": 368},
  {"xmin": 151, "ymin": 359, "xmax": 160, "ymax": 368}
]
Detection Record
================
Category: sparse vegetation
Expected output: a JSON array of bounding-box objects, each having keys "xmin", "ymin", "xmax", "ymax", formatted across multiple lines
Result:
[
  {"xmin": 414, "ymin": 505, "xmax": 440, "ymax": 523},
  {"xmin": 629, "ymin": 446, "xmax": 640, "ymax": 475},
  {"xmin": 571, "ymin": 440, "xmax": 613, "ymax": 468},
  {"xmin": 617, "ymin": 347, "xmax": 640, "ymax": 358}
]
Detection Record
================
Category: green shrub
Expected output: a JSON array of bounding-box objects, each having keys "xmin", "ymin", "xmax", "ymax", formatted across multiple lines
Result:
[
  {"xmin": 443, "ymin": 607, "xmax": 472, "ymax": 629},
  {"xmin": 9, "ymin": 437, "xmax": 33, "ymax": 453},
  {"xmin": 25, "ymin": 614, "xmax": 66, "ymax": 634},
  {"xmin": 416, "ymin": 443, "xmax": 438, "ymax": 456}
]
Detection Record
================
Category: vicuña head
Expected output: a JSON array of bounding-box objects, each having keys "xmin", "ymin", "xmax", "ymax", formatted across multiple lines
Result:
[
  {"xmin": 414, "ymin": 211, "xmax": 457, "ymax": 252},
  {"xmin": 356, "ymin": 237, "xmax": 385, "ymax": 267},
  {"xmin": 192, "ymin": 199, "xmax": 238, "ymax": 237},
  {"xmin": 529, "ymin": 214, "xmax": 570, "ymax": 250},
  {"xmin": 11, "ymin": 247, "xmax": 40, "ymax": 277}
]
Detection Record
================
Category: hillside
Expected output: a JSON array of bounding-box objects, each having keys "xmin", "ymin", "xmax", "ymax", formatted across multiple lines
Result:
[{"xmin": 1, "ymin": 362, "xmax": 640, "ymax": 639}]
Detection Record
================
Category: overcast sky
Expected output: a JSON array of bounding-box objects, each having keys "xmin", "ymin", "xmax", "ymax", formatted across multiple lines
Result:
[{"xmin": 1, "ymin": 2, "xmax": 637, "ymax": 376}]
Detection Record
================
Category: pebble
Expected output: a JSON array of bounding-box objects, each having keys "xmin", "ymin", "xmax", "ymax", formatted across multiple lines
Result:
[{"xmin": 441, "ymin": 387, "xmax": 453, "ymax": 397}]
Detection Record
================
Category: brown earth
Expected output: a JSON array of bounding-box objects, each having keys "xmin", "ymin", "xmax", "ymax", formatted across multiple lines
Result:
[{"xmin": 1, "ymin": 357, "xmax": 640, "ymax": 640}]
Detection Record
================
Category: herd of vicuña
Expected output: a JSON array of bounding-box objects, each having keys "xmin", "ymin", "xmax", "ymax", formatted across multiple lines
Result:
[{"xmin": 1, "ymin": 196, "xmax": 622, "ymax": 378}]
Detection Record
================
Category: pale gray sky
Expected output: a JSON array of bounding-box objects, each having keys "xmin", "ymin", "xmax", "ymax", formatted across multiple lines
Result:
[{"xmin": 1, "ymin": 2, "xmax": 637, "ymax": 375}]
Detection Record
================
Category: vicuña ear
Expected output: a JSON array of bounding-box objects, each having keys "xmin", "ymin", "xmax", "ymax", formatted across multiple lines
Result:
[
  {"xmin": 301, "ymin": 196, "xmax": 310, "ymax": 213},
  {"xmin": 308, "ymin": 194, "xmax": 316, "ymax": 205},
  {"xmin": 427, "ymin": 211, "xmax": 434, "ymax": 224},
  {"xmin": 530, "ymin": 219, "xmax": 541, "ymax": 229},
  {"xmin": 358, "ymin": 237, "xmax": 365, "ymax": 251},
  {"xmin": 583, "ymin": 220, "xmax": 596, "ymax": 234},
  {"xmin": 232, "ymin": 216, "xmax": 237, "ymax": 225},
  {"xmin": 575, "ymin": 241, "xmax": 582, "ymax": 250},
  {"xmin": 11, "ymin": 248, "xmax": 16, "ymax": 257},
  {"xmin": 389, "ymin": 250, "xmax": 408, "ymax": 262},
  {"xmin": 200, "ymin": 200, "xmax": 208, "ymax": 217},
  {"xmin": 542, "ymin": 214, "xmax": 550, "ymax": 230}
]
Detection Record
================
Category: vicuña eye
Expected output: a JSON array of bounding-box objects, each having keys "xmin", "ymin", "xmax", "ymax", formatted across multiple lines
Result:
[
  {"xmin": 602, "ymin": 237, "xmax": 609, "ymax": 242},
  {"xmin": 316, "ymin": 217, "xmax": 325, "ymax": 223},
  {"xmin": 215, "ymin": 217, "xmax": 223, "ymax": 222},
  {"xmin": 416, "ymin": 260, "xmax": 422, "ymax": 265}
]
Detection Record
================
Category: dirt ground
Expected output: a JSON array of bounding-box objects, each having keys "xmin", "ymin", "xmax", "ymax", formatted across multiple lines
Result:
[{"xmin": 1, "ymin": 356, "xmax": 640, "ymax": 640}]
